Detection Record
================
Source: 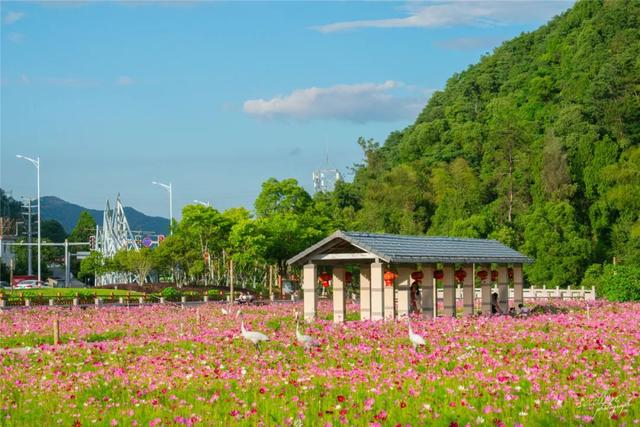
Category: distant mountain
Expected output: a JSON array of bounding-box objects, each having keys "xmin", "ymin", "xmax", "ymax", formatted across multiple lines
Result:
[{"xmin": 40, "ymin": 196, "xmax": 169, "ymax": 235}]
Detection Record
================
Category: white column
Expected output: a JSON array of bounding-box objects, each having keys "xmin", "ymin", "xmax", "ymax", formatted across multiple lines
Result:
[
  {"xmin": 396, "ymin": 267, "xmax": 412, "ymax": 318},
  {"xmin": 420, "ymin": 265, "xmax": 435, "ymax": 319},
  {"xmin": 443, "ymin": 265, "xmax": 456, "ymax": 317},
  {"xmin": 359, "ymin": 265, "xmax": 371, "ymax": 321},
  {"xmin": 513, "ymin": 265, "xmax": 524, "ymax": 307},
  {"xmin": 480, "ymin": 267, "xmax": 491, "ymax": 316},
  {"xmin": 333, "ymin": 267, "xmax": 346, "ymax": 323},
  {"xmin": 303, "ymin": 263, "xmax": 317, "ymax": 322},
  {"xmin": 498, "ymin": 266, "xmax": 509, "ymax": 313},
  {"xmin": 462, "ymin": 265, "xmax": 474, "ymax": 316},
  {"xmin": 370, "ymin": 261, "xmax": 384, "ymax": 321}
]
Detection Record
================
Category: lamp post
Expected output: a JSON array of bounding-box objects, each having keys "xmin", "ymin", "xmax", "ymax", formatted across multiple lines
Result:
[
  {"xmin": 193, "ymin": 200, "xmax": 210, "ymax": 207},
  {"xmin": 16, "ymin": 154, "xmax": 41, "ymax": 282},
  {"xmin": 152, "ymin": 181, "xmax": 173, "ymax": 235}
]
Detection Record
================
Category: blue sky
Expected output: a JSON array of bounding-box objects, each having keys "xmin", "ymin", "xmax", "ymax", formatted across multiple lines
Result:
[{"xmin": 1, "ymin": 0, "xmax": 573, "ymax": 219}]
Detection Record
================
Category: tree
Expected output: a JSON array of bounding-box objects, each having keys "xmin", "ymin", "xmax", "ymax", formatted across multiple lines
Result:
[
  {"xmin": 113, "ymin": 248, "xmax": 155, "ymax": 284},
  {"xmin": 68, "ymin": 211, "xmax": 97, "ymax": 277},
  {"xmin": 41, "ymin": 219, "xmax": 67, "ymax": 243},
  {"xmin": 255, "ymin": 178, "xmax": 312, "ymax": 218},
  {"xmin": 520, "ymin": 202, "xmax": 591, "ymax": 287}
]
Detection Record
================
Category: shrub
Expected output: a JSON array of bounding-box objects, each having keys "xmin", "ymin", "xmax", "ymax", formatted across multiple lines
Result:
[
  {"xmin": 594, "ymin": 264, "xmax": 640, "ymax": 302},
  {"xmin": 161, "ymin": 287, "xmax": 182, "ymax": 301}
]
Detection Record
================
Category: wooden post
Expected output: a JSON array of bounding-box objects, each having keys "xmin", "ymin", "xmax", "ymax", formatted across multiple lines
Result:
[
  {"xmin": 196, "ymin": 308, "xmax": 201, "ymax": 326},
  {"xmin": 229, "ymin": 259, "xmax": 234, "ymax": 303},
  {"xmin": 53, "ymin": 316, "xmax": 60, "ymax": 345},
  {"xmin": 513, "ymin": 265, "xmax": 524, "ymax": 307},
  {"xmin": 498, "ymin": 266, "xmax": 509, "ymax": 313},
  {"xmin": 383, "ymin": 268, "xmax": 395, "ymax": 321}
]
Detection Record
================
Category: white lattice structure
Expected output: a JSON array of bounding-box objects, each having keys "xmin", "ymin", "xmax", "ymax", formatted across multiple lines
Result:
[
  {"xmin": 312, "ymin": 168, "xmax": 342, "ymax": 193},
  {"xmin": 96, "ymin": 194, "xmax": 139, "ymax": 285}
]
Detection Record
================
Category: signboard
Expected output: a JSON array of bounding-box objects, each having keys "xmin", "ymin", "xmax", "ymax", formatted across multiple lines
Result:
[
  {"xmin": 76, "ymin": 251, "xmax": 91, "ymax": 260},
  {"xmin": 142, "ymin": 237, "xmax": 153, "ymax": 248},
  {"xmin": 157, "ymin": 234, "xmax": 165, "ymax": 244}
]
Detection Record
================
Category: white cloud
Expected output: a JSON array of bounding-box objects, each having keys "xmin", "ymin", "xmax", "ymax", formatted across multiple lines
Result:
[
  {"xmin": 314, "ymin": 1, "xmax": 573, "ymax": 33},
  {"xmin": 7, "ymin": 32, "xmax": 24, "ymax": 43},
  {"xmin": 4, "ymin": 11, "xmax": 25, "ymax": 25},
  {"xmin": 243, "ymin": 81, "xmax": 429, "ymax": 123},
  {"xmin": 115, "ymin": 75, "xmax": 135, "ymax": 86}
]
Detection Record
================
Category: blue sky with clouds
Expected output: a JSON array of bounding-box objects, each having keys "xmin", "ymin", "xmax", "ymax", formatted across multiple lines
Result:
[{"xmin": 1, "ymin": 1, "xmax": 573, "ymax": 218}]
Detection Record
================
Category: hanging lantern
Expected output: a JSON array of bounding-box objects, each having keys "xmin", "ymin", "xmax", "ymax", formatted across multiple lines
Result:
[
  {"xmin": 383, "ymin": 271, "xmax": 397, "ymax": 287},
  {"xmin": 319, "ymin": 272, "xmax": 332, "ymax": 288},
  {"xmin": 345, "ymin": 272, "xmax": 353, "ymax": 284},
  {"xmin": 433, "ymin": 269, "xmax": 444, "ymax": 281},
  {"xmin": 507, "ymin": 267, "xmax": 514, "ymax": 280},
  {"xmin": 290, "ymin": 274, "xmax": 299, "ymax": 282},
  {"xmin": 455, "ymin": 269, "xmax": 467, "ymax": 283},
  {"xmin": 491, "ymin": 270, "xmax": 499, "ymax": 282},
  {"xmin": 411, "ymin": 271, "xmax": 424, "ymax": 283},
  {"xmin": 477, "ymin": 270, "xmax": 488, "ymax": 281}
]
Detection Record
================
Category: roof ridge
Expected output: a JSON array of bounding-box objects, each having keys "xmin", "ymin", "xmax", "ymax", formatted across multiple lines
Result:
[{"xmin": 343, "ymin": 231, "xmax": 497, "ymax": 243}]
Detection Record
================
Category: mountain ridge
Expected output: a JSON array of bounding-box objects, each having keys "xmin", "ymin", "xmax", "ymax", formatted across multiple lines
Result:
[{"xmin": 40, "ymin": 196, "xmax": 169, "ymax": 235}]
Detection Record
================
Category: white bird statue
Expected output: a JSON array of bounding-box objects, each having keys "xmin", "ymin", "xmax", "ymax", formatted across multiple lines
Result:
[
  {"xmin": 237, "ymin": 309, "xmax": 269, "ymax": 352},
  {"xmin": 294, "ymin": 311, "xmax": 319, "ymax": 349},
  {"xmin": 408, "ymin": 316, "xmax": 426, "ymax": 350}
]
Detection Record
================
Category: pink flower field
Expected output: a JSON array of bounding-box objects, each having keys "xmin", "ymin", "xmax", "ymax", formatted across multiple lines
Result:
[{"xmin": 1, "ymin": 301, "xmax": 639, "ymax": 426}]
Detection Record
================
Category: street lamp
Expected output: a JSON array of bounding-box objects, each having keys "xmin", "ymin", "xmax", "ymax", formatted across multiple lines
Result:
[
  {"xmin": 152, "ymin": 181, "xmax": 173, "ymax": 235},
  {"xmin": 193, "ymin": 200, "xmax": 210, "ymax": 207},
  {"xmin": 16, "ymin": 154, "xmax": 41, "ymax": 282}
]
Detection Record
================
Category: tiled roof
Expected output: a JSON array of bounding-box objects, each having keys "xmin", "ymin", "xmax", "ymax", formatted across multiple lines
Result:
[{"xmin": 287, "ymin": 231, "xmax": 533, "ymax": 265}]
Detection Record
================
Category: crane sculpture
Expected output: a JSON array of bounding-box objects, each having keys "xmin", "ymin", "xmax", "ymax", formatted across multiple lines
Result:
[
  {"xmin": 237, "ymin": 309, "xmax": 269, "ymax": 352},
  {"xmin": 294, "ymin": 311, "xmax": 319, "ymax": 349},
  {"xmin": 408, "ymin": 316, "xmax": 426, "ymax": 350}
]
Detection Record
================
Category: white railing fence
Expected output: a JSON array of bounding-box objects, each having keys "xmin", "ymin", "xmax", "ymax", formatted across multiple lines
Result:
[{"xmin": 435, "ymin": 285, "xmax": 596, "ymax": 301}]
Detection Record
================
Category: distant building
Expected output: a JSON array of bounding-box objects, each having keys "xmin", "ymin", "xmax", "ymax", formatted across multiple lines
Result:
[{"xmin": 312, "ymin": 168, "xmax": 342, "ymax": 193}]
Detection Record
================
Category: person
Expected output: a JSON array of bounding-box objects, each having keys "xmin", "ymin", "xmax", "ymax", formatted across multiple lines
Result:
[
  {"xmin": 517, "ymin": 303, "xmax": 530, "ymax": 317},
  {"xmin": 410, "ymin": 281, "xmax": 420, "ymax": 313},
  {"xmin": 491, "ymin": 292, "xmax": 504, "ymax": 315}
]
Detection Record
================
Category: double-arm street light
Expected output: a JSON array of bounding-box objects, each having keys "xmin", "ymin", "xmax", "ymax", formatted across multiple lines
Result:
[
  {"xmin": 16, "ymin": 154, "xmax": 41, "ymax": 282},
  {"xmin": 152, "ymin": 181, "xmax": 173, "ymax": 235}
]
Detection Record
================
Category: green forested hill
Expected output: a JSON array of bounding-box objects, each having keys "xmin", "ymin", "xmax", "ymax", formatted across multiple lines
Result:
[{"xmin": 324, "ymin": 0, "xmax": 640, "ymax": 286}]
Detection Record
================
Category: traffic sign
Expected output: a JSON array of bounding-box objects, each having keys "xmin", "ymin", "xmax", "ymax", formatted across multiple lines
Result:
[
  {"xmin": 157, "ymin": 234, "xmax": 165, "ymax": 244},
  {"xmin": 142, "ymin": 237, "xmax": 153, "ymax": 247},
  {"xmin": 76, "ymin": 251, "xmax": 91, "ymax": 259}
]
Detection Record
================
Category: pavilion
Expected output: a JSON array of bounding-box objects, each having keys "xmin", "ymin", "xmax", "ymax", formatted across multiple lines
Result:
[{"xmin": 287, "ymin": 231, "xmax": 533, "ymax": 322}]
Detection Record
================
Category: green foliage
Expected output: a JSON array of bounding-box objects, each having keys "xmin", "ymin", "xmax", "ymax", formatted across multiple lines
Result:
[
  {"xmin": 161, "ymin": 287, "xmax": 182, "ymax": 301},
  {"xmin": 593, "ymin": 264, "xmax": 640, "ymax": 302},
  {"xmin": 41, "ymin": 219, "xmax": 67, "ymax": 243}
]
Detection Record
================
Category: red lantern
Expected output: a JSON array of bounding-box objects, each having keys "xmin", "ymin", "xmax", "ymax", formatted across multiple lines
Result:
[
  {"xmin": 491, "ymin": 270, "xmax": 499, "ymax": 282},
  {"xmin": 411, "ymin": 271, "xmax": 424, "ymax": 283},
  {"xmin": 477, "ymin": 270, "xmax": 488, "ymax": 281},
  {"xmin": 383, "ymin": 271, "xmax": 397, "ymax": 287},
  {"xmin": 455, "ymin": 269, "xmax": 467, "ymax": 283},
  {"xmin": 433, "ymin": 270, "xmax": 444, "ymax": 281},
  {"xmin": 290, "ymin": 274, "xmax": 299, "ymax": 282},
  {"xmin": 319, "ymin": 272, "xmax": 332, "ymax": 288},
  {"xmin": 507, "ymin": 267, "xmax": 514, "ymax": 280},
  {"xmin": 345, "ymin": 272, "xmax": 353, "ymax": 284}
]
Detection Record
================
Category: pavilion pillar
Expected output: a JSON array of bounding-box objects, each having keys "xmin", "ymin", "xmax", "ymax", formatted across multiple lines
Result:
[
  {"xmin": 332, "ymin": 267, "xmax": 346, "ymax": 323},
  {"xmin": 396, "ymin": 267, "xmax": 412, "ymax": 318},
  {"xmin": 303, "ymin": 263, "xmax": 317, "ymax": 322},
  {"xmin": 462, "ymin": 265, "xmax": 474, "ymax": 316},
  {"xmin": 420, "ymin": 265, "xmax": 435, "ymax": 319},
  {"xmin": 383, "ymin": 267, "xmax": 395, "ymax": 320},
  {"xmin": 513, "ymin": 265, "xmax": 524, "ymax": 307},
  {"xmin": 480, "ymin": 266, "xmax": 492, "ymax": 316},
  {"xmin": 498, "ymin": 266, "xmax": 509, "ymax": 313},
  {"xmin": 443, "ymin": 265, "xmax": 456, "ymax": 317},
  {"xmin": 359, "ymin": 265, "xmax": 371, "ymax": 321},
  {"xmin": 370, "ymin": 261, "xmax": 384, "ymax": 321}
]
